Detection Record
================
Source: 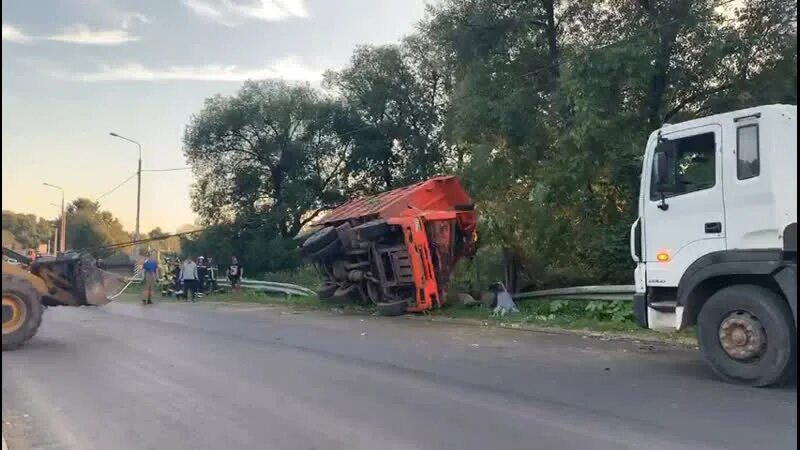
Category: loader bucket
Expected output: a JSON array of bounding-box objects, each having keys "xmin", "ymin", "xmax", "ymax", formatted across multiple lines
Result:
[{"xmin": 79, "ymin": 255, "xmax": 128, "ymax": 305}]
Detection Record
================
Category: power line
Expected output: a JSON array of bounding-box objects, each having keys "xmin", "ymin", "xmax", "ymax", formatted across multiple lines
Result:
[
  {"xmin": 96, "ymin": 173, "xmax": 137, "ymax": 201},
  {"xmin": 142, "ymin": 167, "xmax": 192, "ymax": 172},
  {"xmin": 85, "ymin": 216, "xmax": 270, "ymax": 254}
]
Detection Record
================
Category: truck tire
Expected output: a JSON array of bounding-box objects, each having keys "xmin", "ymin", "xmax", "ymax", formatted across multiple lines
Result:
[
  {"xmin": 308, "ymin": 238, "xmax": 342, "ymax": 262},
  {"xmin": 2, "ymin": 274, "xmax": 44, "ymax": 351},
  {"xmin": 376, "ymin": 300, "xmax": 408, "ymax": 317},
  {"xmin": 301, "ymin": 226, "xmax": 338, "ymax": 255},
  {"xmin": 353, "ymin": 219, "xmax": 390, "ymax": 241},
  {"xmin": 697, "ymin": 285, "xmax": 796, "ymax": 387},
  {"xmin": 294, "ymin": 226, "xmax": 321, "ymax": 243},
  {"xmin": 317, "ymin": 282, "xmax": 339, "ymax": 299}
]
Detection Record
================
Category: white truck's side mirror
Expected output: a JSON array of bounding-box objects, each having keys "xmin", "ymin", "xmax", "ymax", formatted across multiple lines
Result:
[{"xmin": 654, "ymin": 151, "xmax": 669, "ymax": 187}]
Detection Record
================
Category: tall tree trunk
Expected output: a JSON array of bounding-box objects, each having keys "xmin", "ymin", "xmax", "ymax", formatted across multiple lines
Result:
[
  {"xmin": 642, "ymin": 2, "xmax": 678, "ymax": 129},
  {"xmin": 543, "ymin": 0, "xmax": 560, "ymax": 81}
]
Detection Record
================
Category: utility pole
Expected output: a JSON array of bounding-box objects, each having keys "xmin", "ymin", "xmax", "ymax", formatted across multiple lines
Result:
[
  {"xmin": 109, "ymin": 132, "xmax": 142, "ymax": 263},
  {"xmin": 44, "ymin": 183, "xmax": 66, "ymax": 253}
]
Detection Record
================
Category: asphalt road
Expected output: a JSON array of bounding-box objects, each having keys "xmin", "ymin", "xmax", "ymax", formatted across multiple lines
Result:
[{"xmin": 2, "ymin": 300, "xmax": 796, "ymax": 450}]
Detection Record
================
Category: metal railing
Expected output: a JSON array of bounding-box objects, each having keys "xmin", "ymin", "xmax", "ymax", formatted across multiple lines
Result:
[
  {"xmin": 215, "ymin": 278, "xmax": 315, "ymax": 297},
  {"xmin": 512, "ymin": 285, "xmax": 635, "ymax": 301},
  {"xmin": 125, "ymin": 269, "xmax": 633, "ymax": 301},
  {"xmin": 126, "ymin": 273, "xmax": 315, "ymax": 297}
]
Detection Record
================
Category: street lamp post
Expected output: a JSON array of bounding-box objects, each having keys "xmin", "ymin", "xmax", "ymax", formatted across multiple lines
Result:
[
  {"xmin": 109, "ymin": 132, "xmax": 142, "ymax": 262},
  {"xmin": 49, "ymin": 203, "xmax": 61, "ymax": 254},
  {"xmin": 43, "ymin": 183, "xmax": 66, "ymax": 253}
]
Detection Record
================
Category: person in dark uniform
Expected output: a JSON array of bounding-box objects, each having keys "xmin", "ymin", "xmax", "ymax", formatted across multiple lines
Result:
[
  {"xmin": 228, "ymin": 257, "xmax": 243, "ymax": 294},
  {"xmin": 197, "ymin": 256, "xmax": 208, "ymax": 293}
]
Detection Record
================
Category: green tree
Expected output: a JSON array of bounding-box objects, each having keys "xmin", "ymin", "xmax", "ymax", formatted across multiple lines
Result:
[
  {"xmin": 2, "ymin": 229, "xmax": 22, "ymax": 250},
  {"xmin": 64, "ymin": 198, "xmax": 130, "ymax": 257},
  {"xmin": 2, "ymin": 210, "xmax": 53, "ymax": 249},
  {"xmin": 184, "ymin": 80, "xmax": 350, "ymax": 238},
  {"xmin": 324, "ymin": 43, "xmax": 448, "ymax": 192}
]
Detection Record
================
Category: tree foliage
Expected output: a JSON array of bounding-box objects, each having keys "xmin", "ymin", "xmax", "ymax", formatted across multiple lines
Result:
[
  {"xmin": 2, "ymin": 210, "xmax": 54, "ymax": 250},
  {"xmin": 184, "ymin": 80, "xmax": 352, "ymax": 237},
  {"xmin": 183, "ymin": 0, "xmax": 796, "ymax": 285},
  {"xmin": 64, "ymin": 198, "xmax": 131, "ymax": 257}
]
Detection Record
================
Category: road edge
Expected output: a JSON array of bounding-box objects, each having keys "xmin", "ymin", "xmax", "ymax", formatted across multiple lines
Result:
[
  {"xmin": 411, "ymin": 315, "xmax": 698, "ymax": 347},
  {"xmin": 113, "ymin": 296, "xmax": 698, "ymax": 347},
  {"xmin": 179, "ymin": 298, "xmax": 699, "ymax": 347}
]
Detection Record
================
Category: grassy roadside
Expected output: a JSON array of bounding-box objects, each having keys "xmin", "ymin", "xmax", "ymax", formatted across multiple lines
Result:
[{"xmin": 119, "ymin": 284, "xmax": 696, "ymax": 346}]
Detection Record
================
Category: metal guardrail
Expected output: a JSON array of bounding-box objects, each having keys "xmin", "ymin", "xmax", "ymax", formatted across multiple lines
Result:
[
  {"xmin": 127, "ymin": 274, "xmax": 315, "ymax": 297},
  {"xmin": 216, "ymin": 279, "xmax": 315, "ymax": 297},
  {"xmin": 126, "ymin": 270, "xmax": 631, "ymax": 301},
  {"xmin": 512, "ymin": 285, "xmax": 635, "ymax": 301}
]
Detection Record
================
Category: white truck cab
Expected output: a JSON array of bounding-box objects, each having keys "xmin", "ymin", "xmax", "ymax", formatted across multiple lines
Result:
[{"xmin": 631, "ymin": 104, "xmax": 796, "ymax": 386}]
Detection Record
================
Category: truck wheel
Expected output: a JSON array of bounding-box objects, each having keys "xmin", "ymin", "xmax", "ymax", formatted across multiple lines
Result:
[
  {"xmin": 353, "ymin": 219, "xmax": 390, "ymax": 241},
  {"xmin": 2, "ymin": 274, "xmax": 44, "ymax": 351},
  {"xmin": 697, "ymin": 285, "xmax": 796, "ymax": 387},
  {"xmin": 301, "ymin": 226, "xmax": 338, "ymax": 255},
  {"xmin": 308, "ymin": 238, "xmax": 342, "ymax": 262},
  {"xmin": 376, "ymin": 300, "xmax": 408, "ymax": 317},
  {"xmin": 317, "ymin": 282, "xmax": 339, "ymax": 299}
]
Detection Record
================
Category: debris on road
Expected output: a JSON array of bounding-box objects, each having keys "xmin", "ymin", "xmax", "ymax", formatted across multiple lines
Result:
[{"xmin": 490, "ymin": 282, "xmax": 519, "ymax": 317}]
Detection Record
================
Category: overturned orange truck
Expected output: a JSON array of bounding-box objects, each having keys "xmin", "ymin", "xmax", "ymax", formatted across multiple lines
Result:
[{"xmin": 297, "ymin": 176, "xmax": 478, "ymax": 315}]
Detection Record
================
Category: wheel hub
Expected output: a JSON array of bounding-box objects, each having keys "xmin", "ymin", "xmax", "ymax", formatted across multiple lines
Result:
[
  {"xmin": 2, "ymin": 294, "xmax": 27, "ymax": 334},
  {"xmin": 719, "ymin": 311, "xmax": 766, "ymax": 361}
]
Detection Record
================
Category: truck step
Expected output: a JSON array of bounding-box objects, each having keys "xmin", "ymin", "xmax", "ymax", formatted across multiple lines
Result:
[{"xmin": 650, "ymin": 301, "xmax": 677, "ymax": 313}]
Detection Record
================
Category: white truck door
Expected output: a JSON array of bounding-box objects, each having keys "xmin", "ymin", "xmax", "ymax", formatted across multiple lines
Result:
[
  {"xmin": 723, "ymin": 113, "xmax": 781, "ymax": 250},
  {"xmin": 644, "ymin": 124, "xmax": 726, "ymax": 287}
]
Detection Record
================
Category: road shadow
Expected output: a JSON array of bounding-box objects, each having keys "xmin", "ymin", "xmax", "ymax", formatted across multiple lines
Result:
[
  {"xmin": 9, "ymin": 338, "xmax": 71, "ymax": 354},
  {"xmin": 666, "ymin": 357, "xmax": 798, "ymax": 392}
]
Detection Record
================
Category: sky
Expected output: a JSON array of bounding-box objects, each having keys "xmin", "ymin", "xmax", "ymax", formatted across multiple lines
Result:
[{"xmin": 2, "ymin": 0, "xmax": 431, "ymax": 233}]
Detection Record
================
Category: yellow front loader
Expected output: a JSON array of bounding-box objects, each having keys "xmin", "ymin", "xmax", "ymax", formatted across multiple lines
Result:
[{"xmin": 2, "ymin": 248, "xmax": 125, "ymax": 350}]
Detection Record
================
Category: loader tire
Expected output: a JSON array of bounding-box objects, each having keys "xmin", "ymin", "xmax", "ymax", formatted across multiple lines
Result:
[
  {"xmin": 353, "ymin": 219, "xmax": 390, "ymax": 242},
  {"xmin": 376, "ymin": 300, "xmax": 408, "ymax": 317},
  {"xmin": 2, "ymin": 274, "xmax": 44, "ymax": 351},
  {"xmin": 301, "ymin": 226, "xmax": 338, "ymax": 255}
]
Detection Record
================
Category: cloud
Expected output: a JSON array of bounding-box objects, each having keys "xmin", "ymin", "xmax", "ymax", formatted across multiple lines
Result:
[
  {"xmin": 46, "ymin": 24, "xmax": 139, "ymax": 45},
  {"xmin": 121, "ymin": 13, "xmax": 151, "ymax": 30},
  {"xmin": 49, "ymin": 57, "xmax": 323, "ymax": 83},
  {"xmin": 2, "ymin": 24, "xmax": 32, "ymax": 43},
  {"xmin": 2, "ymin": 16, "xmax": 148, "ymax": 46},
  {"xmin": 182, "ymin": 0, "xmax": 309, "ymax": 26}
]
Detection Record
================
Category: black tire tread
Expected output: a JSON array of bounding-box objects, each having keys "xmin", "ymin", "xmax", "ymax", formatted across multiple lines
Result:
[
  {"xmin": 697, "ymin": 284, "xmax": 796, "ymax": 387},
  {"xmin": 353, "ymin": 219, "xmax": 391, "ymax": 242},
  {"xmin": 376, "ymin": 300, "xmax": 408, "ymax": 317},
  {"xmin": 301, "ymin": 227, "xmax": 338, "ymax": 255},
  {"xmin": 317, "ymin": 282, "xmax": 339, "ymax": 299},
  {"xmin": 308, "ymin": 238, "xmax": 342, "ymax": 262}
]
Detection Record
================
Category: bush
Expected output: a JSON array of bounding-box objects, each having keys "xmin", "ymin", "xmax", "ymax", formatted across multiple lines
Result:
[{"xmin": 260, "ymin": 265, "xmax": 323, "ymax": 290}]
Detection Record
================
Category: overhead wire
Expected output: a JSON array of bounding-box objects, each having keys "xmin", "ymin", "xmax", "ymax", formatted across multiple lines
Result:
[
  {"xmin": 95, "ymin": 173, "xmax": 137, "ymax": 201},
  {"xmin": 141, "ymin": 167, "xmax": 192, "ymax": 172}
]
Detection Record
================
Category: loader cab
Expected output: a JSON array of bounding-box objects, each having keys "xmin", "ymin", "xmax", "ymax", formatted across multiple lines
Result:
[{"xmin": 631, "ymin": 104, "xmax": 797, "ymax": 386}]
